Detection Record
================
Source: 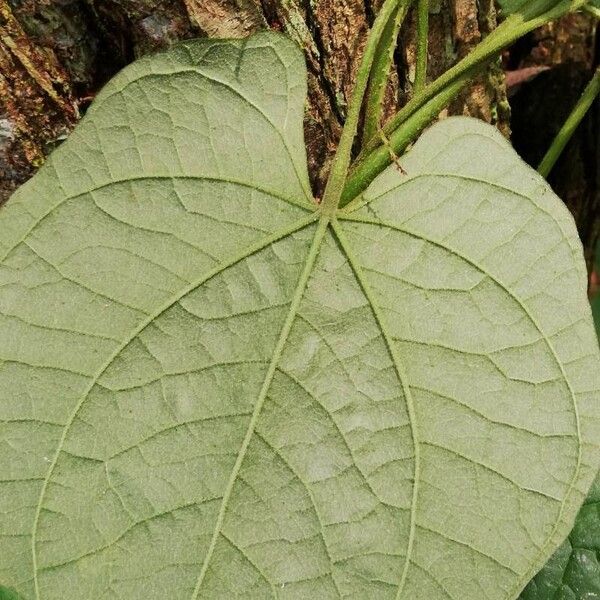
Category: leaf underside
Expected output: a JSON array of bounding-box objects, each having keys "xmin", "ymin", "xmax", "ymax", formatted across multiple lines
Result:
[{"xmin": 0, "ymin": 33, "xmax": 599, "ymax": 600}]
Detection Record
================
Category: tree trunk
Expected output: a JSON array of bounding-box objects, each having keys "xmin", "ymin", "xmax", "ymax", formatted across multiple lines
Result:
[
  {"xmin": 0, "ymin": 0, "xmax": 508, "ymax": 196},
  {"xmin": 0, "ymin": 0, "xmax": 597, "ymax": 265}
]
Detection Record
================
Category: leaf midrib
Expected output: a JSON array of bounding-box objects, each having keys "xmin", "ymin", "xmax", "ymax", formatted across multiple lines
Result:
[{"xmin": 190, "ymin": 217, "xmax": 329, "ymax": 598}]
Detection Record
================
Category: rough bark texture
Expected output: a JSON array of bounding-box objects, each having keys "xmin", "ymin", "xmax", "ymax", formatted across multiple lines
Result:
[
  {"xmin": 0, "ymin": 0, "xmax": 508, "ymax": 198},
  {"xmin": 0, "ymin": 0, "xmax": 597, "ymax": 265}
]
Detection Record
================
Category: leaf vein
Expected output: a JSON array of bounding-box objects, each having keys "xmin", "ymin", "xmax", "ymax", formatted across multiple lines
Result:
[
  {"xmin": 415, "ymin": 523, "xmax": 518, "ymax": 574},
  {"xmin": 410, "ymin": 384, "xmax": 575, "ymax": 440},
  {"xmin": 29, "ymin": 213, "xmax": 318, "ymax": 599},
  {"xmin": 330, "ymin": 220, "xmax": 420, "ymax": 600},
  {"xmin": 253, "ymin": 430, "xmax": 343, "ymax": 598},
  {"xmin": 422, "ymin": 441, "xmax": 562, "ymax": 502},
  {"xmin": 190, "ymin": 217, "xmax": 328, "ymax": 598}
]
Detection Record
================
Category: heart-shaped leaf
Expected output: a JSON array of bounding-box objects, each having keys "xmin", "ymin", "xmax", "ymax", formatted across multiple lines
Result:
[{"xmin": 0, "ymin": 32, "xmax": 599, "ymax": 600}]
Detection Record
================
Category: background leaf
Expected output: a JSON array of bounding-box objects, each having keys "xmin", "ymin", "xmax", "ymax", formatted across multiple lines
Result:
[
  {"xmin": 495, "ymin": 1, "xmax": 581, "ymax": 17},
  {"xmin": 0, "ymin": 33, "xmax": 599, "ymax": 600},
  {"xmin": 520, "ymin": 471, "xmax": 600, "ymax": 599},
  {"xmin": 495, "ymin": 0, "xmax": 528, "ymax": 14},
  {"xmin": 0, "ymin": 587, "xmax": 22, "ymax": 600}
]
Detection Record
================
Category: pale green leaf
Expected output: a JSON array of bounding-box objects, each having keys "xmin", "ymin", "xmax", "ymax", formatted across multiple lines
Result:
[{"xmin": 0, "ymin": 32, "xmax": 599, "ymax": 600}]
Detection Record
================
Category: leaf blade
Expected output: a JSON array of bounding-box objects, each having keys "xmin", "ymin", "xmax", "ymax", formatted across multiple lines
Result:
[
  {"xmin": 0, "ymin": 33, "xmax": 316, "ymax": 599},
  {"xmin": 341, "ymin": 116, "xmax": 600, "ymax": 597},
  {"xmin": 0, "ymin": 33, "xmax": 599, "ymax": 600}
]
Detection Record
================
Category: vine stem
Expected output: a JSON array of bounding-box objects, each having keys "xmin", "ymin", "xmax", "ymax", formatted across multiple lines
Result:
[
  {"xmin": 374, "ymin": 0, "xmax": 588, "ymax": 145},
  {"xmin": 363, "ymin": 2, "xmax": 412, "ymax": 146},
  {"xmin": 320, "ymin": 0, "xmax": 415, "ymax": 215},
  {"xmin": 414, "ymin": 0, "xmax": 429, "ymax": 93},
  {"xmin": 341, "ymin": 0, "xmax": 588, "ymax": 205},
  {"xmin": 341, "ymin": 70, "xmax": 474, "ymax": 206},
  {"xmin": 584, "ymin": 4, "xmax": 600, "ymax": 18},
  {"xmin": 538, "ymin": 66, "xmax": 600, "ymax": 178}
]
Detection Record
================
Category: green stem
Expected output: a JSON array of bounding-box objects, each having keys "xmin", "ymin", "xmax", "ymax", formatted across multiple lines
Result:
[
  {"xmin": 363, "ymin": 3, "xmax": 412, "ymax": 146},
  {"xmin": 414, "ymin": 0, "xmax": 429, "ymax": 93},
  {"xmin": 359, "ymin": 0, "xmax": 587, "ymax": 161},
  {"xmin": 538, "ymin": 66, "xmax": 600, "ymax": 178},
  {"xmin": 321, "ymin": 0, "xmax": 415, "ymax": 215},
  {"xmin": 341, "ymin": 70, "xmax": 474, "ymax": 207},
  {"xmin": 584, "ymin": 4, "xmax": 600, "ymax": 18},
  {"xmin": 339, "ymin": 0, "xmax": 587, "ymax": 206}
]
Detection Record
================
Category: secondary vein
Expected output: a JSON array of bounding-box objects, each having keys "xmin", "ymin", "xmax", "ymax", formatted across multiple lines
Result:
[
  {"xmin": 2, "ymin": 174, "xmax": 312, "ymax": 264},
  {"xmin": 338, "ymin": 212, "xmax": 584, "ymax": 597},
  {"xmin": 29, "ymin": 211, "xmax": 319, "ymax": 600}
]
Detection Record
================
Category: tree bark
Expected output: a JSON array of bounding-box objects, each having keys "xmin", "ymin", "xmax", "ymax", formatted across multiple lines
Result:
[
  {"xmin": 0, "ymin": 0, "xmax": 597, "ymax": 266},
  {"xmin": 0, "ymin": 0, "xmax": 509, "ymax": 197}
]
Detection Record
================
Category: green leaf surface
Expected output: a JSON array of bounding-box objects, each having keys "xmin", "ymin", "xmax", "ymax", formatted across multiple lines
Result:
[
  {"xmin": 0, "ymin": 32, "xmax": 599, "ymax": 600},
  {"xmin": 0, "ymin": 586, "xmax": 22, "ymax": 600},
  {"xmin": 495, "ymin": 0, "xmax": 526, "ymax": 15},
  {"xmin": 520, "ymin": 471, "xmax": 600, "ymax": 599}
]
